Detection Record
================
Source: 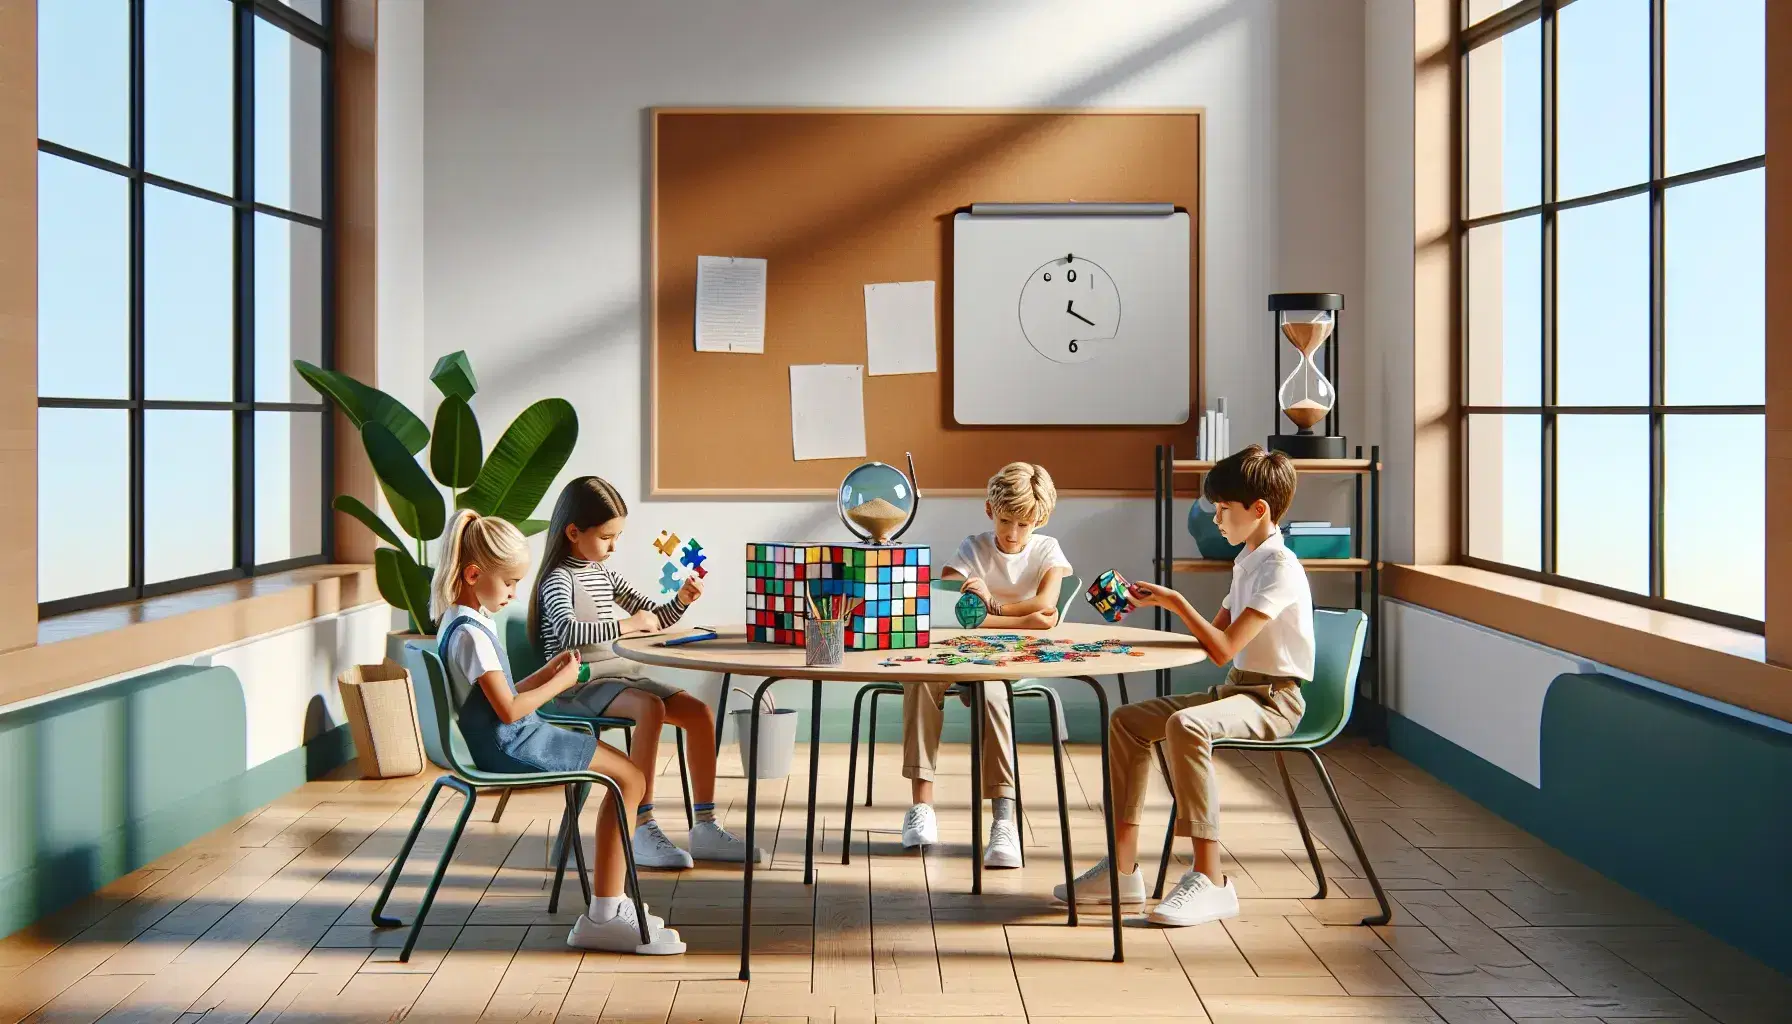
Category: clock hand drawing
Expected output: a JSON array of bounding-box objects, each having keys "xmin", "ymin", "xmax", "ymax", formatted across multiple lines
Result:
[{"xmin": 1017, "ymin": 253, "xmax": 1122, "ymax": 365}]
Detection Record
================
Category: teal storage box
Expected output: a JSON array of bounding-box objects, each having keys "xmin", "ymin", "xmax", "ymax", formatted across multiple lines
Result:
[{"xmin": 1285, "ymin": 531, "xmax": 1351, "ymax": 559}]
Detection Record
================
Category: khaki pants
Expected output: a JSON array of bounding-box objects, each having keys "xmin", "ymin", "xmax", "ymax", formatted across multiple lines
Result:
[
  {"xmin": 1109, "ymin": 668, "xmax": 1305, "ymax": 841},
  {"xmin": 900, "ymin": 680, "xmax": 1016, "ymax": 800}
]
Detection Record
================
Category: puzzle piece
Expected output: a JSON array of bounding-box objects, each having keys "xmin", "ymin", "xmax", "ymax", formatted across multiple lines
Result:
[
  {"xmin": 658, "ymin": 561, "xmax": 682, "ymax": 594},
  {"xmin": 653, "ymin": 531, "xmax": 682, "ymax": 557},
  {"xmin": 679, "ymin": 538, "xmax": 707, "ymax": 574}
]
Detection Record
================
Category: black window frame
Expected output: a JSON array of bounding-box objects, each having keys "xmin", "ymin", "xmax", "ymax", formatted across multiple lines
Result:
[
  {"xmin": 1458, "ymin": 0, "xmax": 1767, "ymax": 634},
  {"xmin": 36, "ymin": 0, "xmax": 335, "ymax": 618}
]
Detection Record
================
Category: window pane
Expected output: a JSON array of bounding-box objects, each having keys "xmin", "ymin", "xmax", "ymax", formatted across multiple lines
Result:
[
  {"xmin": 1466, "ymin": 23, "xmax": 1540, "ymax": 218},
  {"xmin": 146, "ymin": 0, "xmax": 234, "ymax": 195},
  {"xmin": 272, "ymin": 0, "xmax": 326, "ymax": 23},
  {"xmin": 1467, "ymin": 0, "xmax": 1523, "ymax": 25},
  {"xmin": 1556, "ymin": 415, "xmax": 1649, "ymax": 594},
  {"xmin": 145, "ymin": 186, "xmax": 234, "ymax": 401},
  {"xmin": 38, "ymin": 154, "xmax": 128, "ymax": 400},
  {"xmin": 1467, "ymin": 415, "xmax": 1542, "ymax": 570},
  {"xmin": 255, "ymin": 18, "xmax": 324, "ymax": 217},
  {"xmin": 1557, "ymin": 0, "xmax": 1650, "ymax": 200},
  {"xmin": 1666, "ymin": 169, "xmax": 1764, "ymax": 405},
  {"xmin": 1466, "ymin": 216, "xmax": 1541, "ymax": 405},
  {"xmin": 38, "ymin": 409, "xmax": 130, "ymax": 604},
  {"xmin": 255, "ymin": 216, "xmax": 324, "ymax": 401},
  {"xmin": 1666, "ymin": 0, "xmax": 1764, "ymax": 175},
  {"xmin": 1557, "ymin": 194, "xmax": 1649, "ymax": 405},
  {"xmin": 1665, "ymin": 415, "xmax": 1762, "ymax": 620},
  {"xmin": 255, "ymin": 412, "xmax": 323, "ymax": 565},
  {"xmin": 38, "ymin": 0, "xmax": 129, "ymax": 163},
  {"xmin": 145, "ymin": 411, "xmax": 235, "ymax": 584}
]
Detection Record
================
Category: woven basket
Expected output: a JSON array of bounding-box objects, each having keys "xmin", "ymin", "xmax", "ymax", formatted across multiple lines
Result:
[{"xmin": 338, "ymin": 661, "xmax": 426, "ymax": 779}]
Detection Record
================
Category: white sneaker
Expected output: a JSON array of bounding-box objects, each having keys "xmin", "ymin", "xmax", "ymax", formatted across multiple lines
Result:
[
  {"xmin": 1147, "ymin": 870, "xmax": 1239, "ymax": 927},
  {"xmin": 631, "ymin": 821, "xmax": 694, "ymax": 870},
  {"xmin": 566, "ymin": 900, "xmax": 686, "ymax": 955},
  {"xmin": 1052, "ymin": 857, "xmax": 1147, "ymax": 905},
  {"xmin": 688, "ymin": 820, "xmax": 766, "ymax": 864},
  {"xmin": 983, "ymin": 820, "xmax": 1022, "ymax": 869},
  {"xmin": 901, "ymin": 804, "xmax": 939, "ymax": 848}
]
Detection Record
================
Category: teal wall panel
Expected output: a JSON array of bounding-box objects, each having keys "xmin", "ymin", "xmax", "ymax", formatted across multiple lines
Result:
[
  {"xmin": 0, "ymin": 664, "xmax": 356, "ymax": 940},
  {"xmin": 1389, "ymin": 672, "xmax": 1792, "ymax": 975}
]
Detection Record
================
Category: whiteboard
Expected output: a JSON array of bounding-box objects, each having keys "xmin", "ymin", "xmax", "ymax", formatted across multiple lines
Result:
[{"xmin": 952, "ymin": 208, "xmax": 1190, "ymax": 425}]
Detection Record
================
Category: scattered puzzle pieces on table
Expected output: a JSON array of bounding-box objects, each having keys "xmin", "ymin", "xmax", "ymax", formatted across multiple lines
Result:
[
  {"xmin": 922, "ymin": 633, "xmax": 1139, "ymax": 666},
  {"xmin": 658, "ymin": 561, "xmax": 682, "ymax": 594},
  {"xmin": 653, "ymin": 531, "xmax": 682, "ymax": 557}
]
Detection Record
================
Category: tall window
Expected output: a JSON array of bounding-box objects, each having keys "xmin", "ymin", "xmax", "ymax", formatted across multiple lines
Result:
[
  {"xmin": 1460, "ymin": 0, "xmax": 1765, "ymax": 631},
  {"xmin": 37, "ymin": 0, "xmax": 332, "ymax": 617}
]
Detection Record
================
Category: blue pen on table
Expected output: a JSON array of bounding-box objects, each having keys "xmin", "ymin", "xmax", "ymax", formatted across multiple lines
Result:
[{"xmin": 656, "ymin": 627, "xmax": 720, "ymax": 647}]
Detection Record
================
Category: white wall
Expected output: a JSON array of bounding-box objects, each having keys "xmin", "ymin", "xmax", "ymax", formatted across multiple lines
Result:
[{"xmin": 402, "ymin": 0, "xmax": 1372, "ymax": 708}]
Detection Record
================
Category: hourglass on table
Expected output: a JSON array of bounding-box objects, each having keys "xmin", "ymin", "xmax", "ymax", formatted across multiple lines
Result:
[{"xmin": 1268, "ymin": 292, "xmax": 1347, "ymax": 459}]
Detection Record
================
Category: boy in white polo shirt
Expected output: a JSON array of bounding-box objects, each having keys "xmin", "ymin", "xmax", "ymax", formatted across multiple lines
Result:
[{"xmin": 1054, "ymin": 446, "xmax": 1313, "ymax": 927}]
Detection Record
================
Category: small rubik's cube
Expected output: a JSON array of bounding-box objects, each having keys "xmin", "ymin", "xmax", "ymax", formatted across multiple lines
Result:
[
  {"xmin": 1086, "ymin": 569, "xmax": 1135, "ymax": 623},
  {"xmin": 745, "ymin": 542, "xmax": 931, "ymax": 650}
]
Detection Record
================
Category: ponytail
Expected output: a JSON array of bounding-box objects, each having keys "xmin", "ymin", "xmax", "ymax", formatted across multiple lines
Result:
[{"xmin": 431, "ymin": 508, "xmax": 529, "ymax": 619}]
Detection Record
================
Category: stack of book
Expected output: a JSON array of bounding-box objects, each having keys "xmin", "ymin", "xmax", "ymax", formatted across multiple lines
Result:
[{"xmin": 1281, "ymin": 521, "xmax": 1351, "ymax": 559}]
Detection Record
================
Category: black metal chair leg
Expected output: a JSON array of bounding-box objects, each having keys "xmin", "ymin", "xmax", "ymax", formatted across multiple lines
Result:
[
  {"xmin": 398, "ymin": 778, "xmax": 477, "ymax": 962},
  {"xmin": 969, "ymin": 681, "xmax": 985, "ymax": 895},
  {"xmin": 714, "ymin": 673, "xmax": 731, "ymax": 758},
  {"xmin": 677, "ymin": 731, "xmax": 694, "ymax": 829},
  {"xmin": 1118, "ymin": 673, "xmax": 1130, "ymax": 706},
  {"xmin": 549, "ymin": 784, "xmax": 578, "ymax": 914},
  {"xmin": 867, "ymin": 688, "xmax": 888, "ymax": 806},
  {"xmin": 1041, "ymin": 685, "xmax": 1076, "ymax": 927},
  {"xmin": 1003, "ymin": 682, "xmax": 1024, "ymax": 866},
  {"xmin": 371, "ymin": 776, "xmax": 452, "ymax": 928},
  {"xmin": 843, "ymin": 682, "xmax": 872, "ymax": 865},
  {"xmin": 1276, "ymin": 752, "xmax": 1326, "ymax": 899},
  {"xmin": 1304, "ymin": 749, "xmax": 1391, "ymax": 926},
  {"xmin": 1153, "ymin": 743, "xmax": 1177, "ymax": 899},
  {"xmin": 622, "ymin": 726, "xmax": 633, "ymax": 751},
  {"xmin": 490, "ymin": 788, "xmax": 512, "ymax": 824}
]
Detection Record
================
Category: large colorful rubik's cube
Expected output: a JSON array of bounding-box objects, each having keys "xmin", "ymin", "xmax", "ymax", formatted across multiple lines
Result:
[{"xmin": 745, "ymin": 542, "xmax": 931, "ymax": 650}]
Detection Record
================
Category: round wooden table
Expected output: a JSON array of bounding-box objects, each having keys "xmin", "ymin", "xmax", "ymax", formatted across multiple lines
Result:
[{"xmin": 615, "ymin": 622, "xmax": 1208, "ymax": 979}]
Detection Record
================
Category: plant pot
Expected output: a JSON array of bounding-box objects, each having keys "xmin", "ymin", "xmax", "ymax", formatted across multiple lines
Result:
[
  {"xmin": 387, "ymin": 630, "xmax": 431, "ymax": 668},
  {"xmin": 1189, "ymin": 498, "xmax": 1244, "ymax": 561}
]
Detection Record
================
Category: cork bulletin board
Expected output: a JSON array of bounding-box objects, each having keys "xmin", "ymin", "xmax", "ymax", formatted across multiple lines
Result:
[{"xmin": 650, "ymin": 108, "xmax": 1204, "ymax": 496}]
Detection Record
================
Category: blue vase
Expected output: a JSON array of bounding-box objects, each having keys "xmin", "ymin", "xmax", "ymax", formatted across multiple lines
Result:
[{"xmin": 1189, "ymin": 497, "xmax": 1244, "ymax": 561}]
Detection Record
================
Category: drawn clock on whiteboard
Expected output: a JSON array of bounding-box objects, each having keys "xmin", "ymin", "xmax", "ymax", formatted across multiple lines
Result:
[{"xmin": 1017, "ymin": 254, "xmax": 1122, "ymax": 364}]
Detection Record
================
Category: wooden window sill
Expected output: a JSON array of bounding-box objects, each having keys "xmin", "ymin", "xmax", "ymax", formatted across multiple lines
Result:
[
  {"xmin": 0, "ymin": 565, "xmax": 381, "ymax": 713},
  {"xmin": 1385, "ymin": 563, "xmax": 1790, "ymax": 724}
]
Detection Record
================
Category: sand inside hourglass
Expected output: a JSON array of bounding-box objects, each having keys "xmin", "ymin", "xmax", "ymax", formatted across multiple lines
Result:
[
  {"xmin": 1280, "ymin": 319, "xmax": 1333, "ymax": 355},
  {"xmin": 1283, "ymin": 400, "xmax": 1328, "ymax": 429}
]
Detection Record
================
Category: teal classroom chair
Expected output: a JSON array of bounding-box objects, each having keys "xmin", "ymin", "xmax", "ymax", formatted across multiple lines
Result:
[
  {"xmin": 498, "ymin": 607, "xmax": 695, "ymax": 829},
  {"xmin": 372, "ymin": 642, "xmax": 652, "ymax": 962},
  {"xmin": 840, "ymin": 575, "xmax": 1094, "ymax": 872},
  {"xmin": 1148, "ymin": 607, "xmax": 1391, "ymax": 925}
]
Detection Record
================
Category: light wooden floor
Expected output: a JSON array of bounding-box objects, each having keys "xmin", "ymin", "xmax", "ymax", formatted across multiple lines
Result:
[{"xmin": 3, "ymin": 739, "xmax": 1788, "ymax": 1024}]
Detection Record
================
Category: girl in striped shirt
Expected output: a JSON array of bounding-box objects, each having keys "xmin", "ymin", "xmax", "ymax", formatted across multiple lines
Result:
[{"xmin": 530, "ymin": 476, "xmax": 760, "ymax": 867}]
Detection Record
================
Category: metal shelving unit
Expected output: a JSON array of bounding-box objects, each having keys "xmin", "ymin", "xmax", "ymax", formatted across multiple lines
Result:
[{"xmin": 1152, "ymin": 444, "xmax": 1384, "ymax": 739}]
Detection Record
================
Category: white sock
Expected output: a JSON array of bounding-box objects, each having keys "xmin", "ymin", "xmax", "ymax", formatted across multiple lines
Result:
[
  {"xmin": 991, "ymin": 797, "xmax": 1015, "ymax": 822},
  {"xmin": 588, "ymin": 895, "xmax": 622, "ymax": 921}
]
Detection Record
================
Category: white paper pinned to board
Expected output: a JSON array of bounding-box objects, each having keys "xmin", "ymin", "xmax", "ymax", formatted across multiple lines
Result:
[
  {"xmin": 789, "ymin": 364, "xmax": 866, "ymax": 462},
  {"xmin": 694, "ymin": 255, "xmax": 767, "ymax": 353},
  {"xmin": 864, "ymin": 280, "xmax": 937, "ymax": 376}
]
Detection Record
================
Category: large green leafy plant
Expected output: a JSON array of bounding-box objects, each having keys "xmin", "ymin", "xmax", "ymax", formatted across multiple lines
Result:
[{"xmin": 296, "ymin": 350, "xmax": 578, "ymax": 635}]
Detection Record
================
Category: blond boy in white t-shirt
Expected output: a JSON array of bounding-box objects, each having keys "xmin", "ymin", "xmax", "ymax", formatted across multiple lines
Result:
[
  {"xmin": 1054, "ymin": 446, "xmax": 1314, "ymax": 928},
  {"xmin": 899, "ymin": 463, "xmax": 1073, "ymax": 870}
]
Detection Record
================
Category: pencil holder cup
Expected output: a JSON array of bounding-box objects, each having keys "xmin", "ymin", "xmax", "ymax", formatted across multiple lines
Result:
[
  {"xmin": 805, "ymin": 619, "xmax": 846, "ymax": 666},
  {"xmin": 1085, "ymin": 569, "xmax": 1135, "ymax": 623}
]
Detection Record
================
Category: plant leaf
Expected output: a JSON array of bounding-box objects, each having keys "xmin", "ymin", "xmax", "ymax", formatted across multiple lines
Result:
[
  {"xmin": 363, "ymin": 421, "xmax": 447, "ymax": 541},
  {"xmin": 515, "ymin": 518, "xmax": 551, "ymax": 537},
  {"xmin": 293, "ymin": 360, "xmax": 430, "ymax": 455},
  {"xmin": 332, "ymin": 495, "xmax": 409, "ymax": 552},
  {"xmin": 457, "ymin": 399, "xmax": 579, "ymax": 521},
  {"xmin": 429, "ymin": 396, "xmax": 484, "ymax": 488},
  {"xmin": 375, "ymin": 546, "xmax": 437, "ymax": 635}
]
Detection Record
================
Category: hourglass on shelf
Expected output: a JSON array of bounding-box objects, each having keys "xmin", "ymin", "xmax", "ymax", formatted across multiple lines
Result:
[{"xmin": 1268, "ymin": 292, "xmax": 1347, "ymax": 460}]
